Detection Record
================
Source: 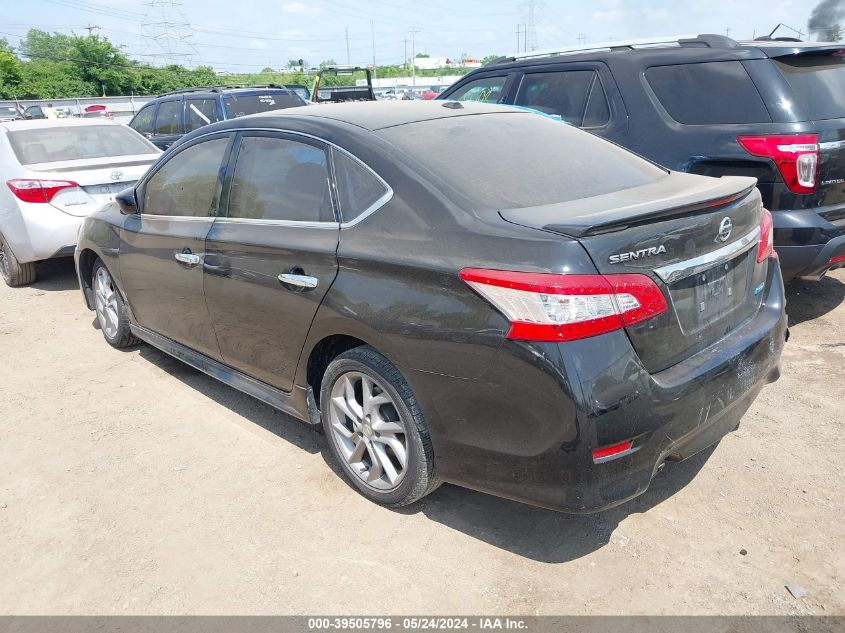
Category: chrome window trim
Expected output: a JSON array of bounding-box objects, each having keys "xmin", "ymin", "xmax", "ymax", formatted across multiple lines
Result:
[
  {"xmin": 138, "ymin": 214, "xmax": 215, "ymax": 222},
  {"xmin": 654, "ymin": 226, "xmax": 760, "ymax": 285},
  {"xmin": 213, "ymin": 217, "xmax": 337, "ymax": 229},
  {"xmin": 166, "ymin": 126, "xmax": 393, "ymax": 228}
]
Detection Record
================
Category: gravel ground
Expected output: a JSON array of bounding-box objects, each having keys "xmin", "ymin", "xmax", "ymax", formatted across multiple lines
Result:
[{"xmin": 0, "ymin": 260, "xmax": 843, "ymax": 615}]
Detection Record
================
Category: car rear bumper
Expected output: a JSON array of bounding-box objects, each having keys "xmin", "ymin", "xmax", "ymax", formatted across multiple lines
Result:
[
  {"xmin": 776, "ymin": 235, "xmax": 845, "ymax": 281},
  {"xmin": 772, "ymin": 206, "xmax": 845, "ymax": 281},
  {"xmin": 5, "ymin": 202, "xmax": 84, "ymax": 263},
  {"xmin": 413, "ymin": 262, "xmax": 787, "ymax": 513}
]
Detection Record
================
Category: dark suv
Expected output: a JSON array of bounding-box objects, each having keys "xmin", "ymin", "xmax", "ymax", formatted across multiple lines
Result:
[
  {"xmin": 129, "ymin": 85, "xmax": 305, "ymax": 150},
  {"xmin": 440, "ymin": 35, "xmax": 845, "ymax": 281}
]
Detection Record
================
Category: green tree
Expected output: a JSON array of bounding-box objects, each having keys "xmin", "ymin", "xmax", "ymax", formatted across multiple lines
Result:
[
  {"xmin": 20, "ymin": 29, "xmax": 74, "ymax": 61},
  {"xmin": 319, "ymin": 59, "xmax": 337, "ymax": 69},
  {"xmin": 69, "ymin": 35, "xmax": 132, "ymax": 95}
]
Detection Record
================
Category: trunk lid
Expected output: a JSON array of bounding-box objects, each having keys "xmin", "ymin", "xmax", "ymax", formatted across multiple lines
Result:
[
  {"xmin": 501, "ymin": 172, "xmax": 768, "ymax": 372},
  {"xmin": 26, "ymin": 155, "xmax": 158, "ymax": 217}
]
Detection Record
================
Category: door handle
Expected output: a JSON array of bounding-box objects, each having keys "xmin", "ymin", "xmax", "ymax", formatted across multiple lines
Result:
[
  {"xmin": 174, "ymin": 252, "xmax": 200, "ymax": 265},
  {"xmin": 278, "ymin": 273, "xmax": 319, "ymax": 289}
]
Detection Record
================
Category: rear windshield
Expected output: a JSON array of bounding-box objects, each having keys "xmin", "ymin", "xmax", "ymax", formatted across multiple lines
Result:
[
  {"xmin": 223, "ymin": 91, "xmax": 305, "ymax": 118},
  {"xmin": 376, "ymin": 112, "xmax": 666, "ymax": 209},
  {"xmin": 774, "ymin": 54, "xmax": 845, "ymax": 120},
  {"xmin": 8, "ymin": 125, "xmax": 158, "ymax": 165}
]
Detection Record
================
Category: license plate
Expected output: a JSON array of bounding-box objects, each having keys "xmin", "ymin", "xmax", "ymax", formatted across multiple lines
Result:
[{"xmin": 695, "ymin": 262, "xmax": 735, "ymax": 318}]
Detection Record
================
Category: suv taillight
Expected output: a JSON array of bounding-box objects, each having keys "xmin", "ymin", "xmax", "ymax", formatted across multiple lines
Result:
[
  {"xmin": 736, "ymin": 134, "xmax": 818, "ymax": 194},
  {"xmin": 757, "ymin": 207, "xmax": 775, "ymax": 263},
  {"xmin": 6, "ymin": 178, "xmax": 79, "ymax": 203},
  {"xmin": 459, "ymin": 269, "xmax": 668, "ymax": 342}
]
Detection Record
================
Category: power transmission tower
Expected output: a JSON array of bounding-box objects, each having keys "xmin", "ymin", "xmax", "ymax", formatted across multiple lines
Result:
[
  {"xmin": 525, "ymin": 0, "xmax": 538, "ymax": 51},
  {"xmin": 515, "ymin": 23, "xmax": 523, "ymax": 52},
  {"xmin": 141, "ymin": 0, "xmax": 197, "ymax": 66}
]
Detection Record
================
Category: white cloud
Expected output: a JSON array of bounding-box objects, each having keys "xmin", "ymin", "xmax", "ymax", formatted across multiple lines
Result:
[{"xmin": 281, "ymin": 1, "xmax": 323, "ymax": 15}]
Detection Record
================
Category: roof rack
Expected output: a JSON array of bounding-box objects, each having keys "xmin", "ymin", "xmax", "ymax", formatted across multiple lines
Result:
[
  {"xmin": 157, "ymin": 84, "xmax": 291, "ymax": 97},
  {"xmin": 489, "ymin": 33, "xmax": 738, "ymax": 64}
]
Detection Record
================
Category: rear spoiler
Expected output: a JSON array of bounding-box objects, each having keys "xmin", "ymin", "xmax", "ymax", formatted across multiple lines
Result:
[
  {"xmin": 499, "ymin": 173, "xmax": 758, "ymax": 238},
  {"xmin": 754, "ymin": 42, "xmax": 845, "ymax": 58}
]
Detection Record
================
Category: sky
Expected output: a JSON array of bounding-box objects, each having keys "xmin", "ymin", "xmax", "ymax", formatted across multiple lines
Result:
[{"xmin": 0, "ymin": 0, "xmax": 824, "ymax": 73}]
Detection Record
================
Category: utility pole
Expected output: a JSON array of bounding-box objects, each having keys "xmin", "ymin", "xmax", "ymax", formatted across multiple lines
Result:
[
  {"xmin": 371, "ymin": 20, "xmax": 376, "ymax": 79},
  {"xmin": 84, "ymin": 24, "xmax": 101, "ymax": 37},
  {"xmin": 410, "ymin": 27, "xmax": 420, "ymax": 86},
  {"xmin": 345, "ymin": 27, "xmax": 350, "ymax": 65},
  {"xmin": 577, "ymin": 32, "xmax": 586, "ymax": 44},
  {"xmin": 403, "ymin": 38, "xmax": 408, "ymax": 72},
  {"xmin": 515, "ymin": 24, "xmax": 522, "ymax": 52},
  {"xmin": 725, "ymin": 28, "xmax": 731, "ymax": 38}
]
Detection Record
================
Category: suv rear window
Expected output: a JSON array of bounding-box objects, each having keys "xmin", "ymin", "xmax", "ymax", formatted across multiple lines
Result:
[
  {"xmin": 646, "ymin": 61, "xmax": 772, "ymax": 125},
  {"xmin": 773, "ymin": 54, "xmax": 845, "ymax": 121},
  {"xmin": 377, "ymin": 112, "xmax": 665, "ymax": 210},
  {"xmin": 223, "ymin": 92, "xmax": 305, "ymax": 118}
]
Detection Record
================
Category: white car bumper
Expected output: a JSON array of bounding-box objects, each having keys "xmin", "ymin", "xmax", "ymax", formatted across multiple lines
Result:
[{"xmin": 6, "ymin": 202, "xmax": 85, "ymax": 264}]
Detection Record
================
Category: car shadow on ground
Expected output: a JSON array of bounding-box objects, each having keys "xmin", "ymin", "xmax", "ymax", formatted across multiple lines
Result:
[
  {"xmin": 122, "ymin": 337, "xmax": 716, "ymax": 563},
  {"xmin": 134, "ymin": 344, "xmax": 324, "ymax": 456},
  {"xmin": 30, "ymin": 258, "xmax": 79, "ymax": 292},
  {"xmin": 785, "ymin": 274, "xmax": 845, "ymax": 327}
]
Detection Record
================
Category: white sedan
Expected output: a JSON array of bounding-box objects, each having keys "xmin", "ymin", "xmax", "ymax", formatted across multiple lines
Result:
[{"xmin": 0, "ymin": 118, "xmax": 161, "ymax": 286}]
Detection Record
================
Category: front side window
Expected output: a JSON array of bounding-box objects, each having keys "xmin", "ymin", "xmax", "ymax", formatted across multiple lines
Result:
[
  {"xmin": 185, "ymin": 98, "xmax": 220, "ymax": 132},
  {"xmin": 153, "ymin": 100, "xmax": 183, "ymax": 135},
  {"xmin": 448, "ymin": 76, "xmax": 508, "ymax": 103},
  {"xmin": 515, "ymin": 70, "xmax": 610, "ymax": 127},
  {"xmin": 227, "ymin": 136, "xmax": 333, "ymax": 223},
  {"xmin": 143, "ymin": 137, "xmax": 229, "ymax": 217},
  {"xmin": 332, "ymin": 150, "xmax": 389, "ymax": 223},
  {"xmin": 130, "ymin": 104, "xmax": 155, "ymax": 135}
]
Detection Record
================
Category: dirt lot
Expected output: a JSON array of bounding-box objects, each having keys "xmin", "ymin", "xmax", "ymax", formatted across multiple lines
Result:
[{"xmin": 0, "ymin": 260, "xmax": 843, "ymax": 615}]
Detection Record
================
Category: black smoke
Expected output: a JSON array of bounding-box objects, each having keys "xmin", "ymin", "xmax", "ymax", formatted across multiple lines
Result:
[{"xmin": 809, "ymin": 0, "xmax": 845, "ymax": 39}]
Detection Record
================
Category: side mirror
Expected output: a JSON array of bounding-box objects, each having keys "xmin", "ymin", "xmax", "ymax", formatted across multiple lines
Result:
[{"xmin": 115, "ymin": 188, "xmax": 139, "ymax": 215}]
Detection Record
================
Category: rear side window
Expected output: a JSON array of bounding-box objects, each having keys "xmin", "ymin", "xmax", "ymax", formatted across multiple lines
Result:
[
  {"xmin": 185, "ymin": 98, "xmax": 220, "ymax": 132},
  {"xmin": 223, "ymin": 92, "xmax": 305, "ymax": 118},
  {"xmin": 143, "ymin": 137, "xmax": 229, "ymax": 217},
  {"xmin": 774, "ymin": 55, "xmax": 845, "ymax": 120},
  {"xmin": 646, "ymin": 61, "xmax": 772, "ymax": 124},
  {"xmin": 515, "ymin": 70, "xmax": 610, "ymax": 127},
  {"xmin": 448, "ymin": 76, "xmax": 508, "ymax": 103},
  {"xmin": 227, "ymin": 136, "xmax": 333, "ymax": 223},
  {"xmin": 154, "ymin": 100, "xmax": 182, "ymax": 135},
  {"xmin": 332, "ymin": 150, "xmax": 389, "ymax": 223},
  {"xmin": 130, "ymin": 104, "xmax": 155, "ymax": 135},
  {"xmin": 377, "ymin": 112, "xmax": 666, "ymax": 210}
]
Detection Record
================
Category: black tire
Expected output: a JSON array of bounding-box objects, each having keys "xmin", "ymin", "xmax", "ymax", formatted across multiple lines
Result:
[
  {"xmin": 0, "ymin": 233, "xmax": 36, "ymax": 287},
  {"xmin": 320, "ymin": 345, "xmax": 440, "ymax": 507},
  {"xmin": 91, "ymin": 259, "xmax": 139, "ymax": 349}
]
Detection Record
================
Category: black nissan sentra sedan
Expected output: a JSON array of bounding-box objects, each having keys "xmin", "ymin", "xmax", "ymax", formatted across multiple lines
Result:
[{"xmin": 74, "ymin": 101, "xmax": 787, "ymax": 512}]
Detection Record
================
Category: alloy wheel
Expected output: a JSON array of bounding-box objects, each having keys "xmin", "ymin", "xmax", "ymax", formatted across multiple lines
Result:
[
  {"xmin": 93, "ymin": 266, "xmax": 119, "ymax": 340},
  {"xmin": 328, "ymin": 371, "xmax": 409, "ymax": 490}
]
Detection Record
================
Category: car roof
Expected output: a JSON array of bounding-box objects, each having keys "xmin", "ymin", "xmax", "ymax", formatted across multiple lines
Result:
[
  {"xmin": 478, "ymin": 35, "xmax": 845, "ymax": 69},
  {"xmin": 0, "ymin": 118, "xmax": 124, "ymax": 133},
  {"xmin": 252, "ymin": 100, "xmax": 516, "ymax": 131}
]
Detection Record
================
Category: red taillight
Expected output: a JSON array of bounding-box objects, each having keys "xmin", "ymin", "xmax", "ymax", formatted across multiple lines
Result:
[
  {"xmin": 592, "ymin": 440, "xmax": 634, "ymax": 463},
  {"xmin": 736, "ymin": 134, "xmax": 818, "ymax": 194},
  {"xmin": 757, "ymin": 207, "xmax": 775, "ymax": 263},
  {"xmin": 830, "ymin": 254, "xmax": 845, "ymax": 264},
  {"xmin": 6, "ymin": 179, "xmax": 79, "ymax": 203},
  {"xmin": 459, "ymin": 269, "xmax": 668, "ymax": 342}
]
